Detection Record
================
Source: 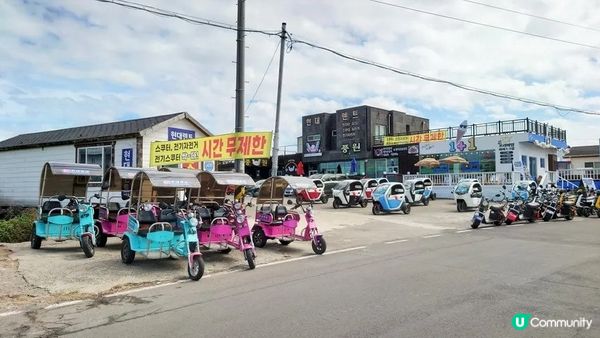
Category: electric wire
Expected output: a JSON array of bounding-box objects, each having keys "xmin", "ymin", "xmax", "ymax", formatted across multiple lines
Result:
[
  {"xmin": 368, "ymin": 0, "xmax": 600, "ymax": 50},
  {"xmin": 93, "ymin": 0, "xmax": 280, "ymax": 36},
  {"xmin": 245, "ymin": 40, "xmax": 281, "ymax": 115},
  {"xmin": 460, "ymin": 0, "xmax": 600, "ymax": 33},
  {"xmin": 289, "ymin": 37, "xmax": 600, "ymax": 116},
  {"xmin": 92, "ymin": 0, "xmax": 599, "ymax": 116}
]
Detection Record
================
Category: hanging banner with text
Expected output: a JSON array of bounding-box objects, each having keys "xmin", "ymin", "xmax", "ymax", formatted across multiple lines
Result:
[
  {"xmin": 150, "ymin": 131, "xmax": 272, "ymax": 166},
  {"xmin": 383, "ymin": 130, "xmax": 447, "ymax": 146}
]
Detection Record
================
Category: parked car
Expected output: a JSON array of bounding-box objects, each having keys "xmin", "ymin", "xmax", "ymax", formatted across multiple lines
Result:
[{"xmin": 322, "ymin": 174, "xmax": 348, "ymax": 197}]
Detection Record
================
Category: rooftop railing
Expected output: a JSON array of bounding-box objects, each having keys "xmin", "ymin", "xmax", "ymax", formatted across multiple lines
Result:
[{"xmin": 374, "ymin": 118, "xmax": 566, "ymax": 146}]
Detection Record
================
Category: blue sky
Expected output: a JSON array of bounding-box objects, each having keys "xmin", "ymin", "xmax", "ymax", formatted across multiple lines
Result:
[{"xmin": 1, "ymin": 0, "xmax": 599, "ymax": 147}]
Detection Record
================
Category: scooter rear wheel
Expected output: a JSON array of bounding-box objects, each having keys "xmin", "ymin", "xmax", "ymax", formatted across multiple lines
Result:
[
  {"xmin": 252, "ymin": 228, "xmax": 267, "ymax": 248},
  {"xmin": 403, "ymin": 204, "xmax": 411, "ymax": 215},
  {"xmin": 121, "ymin": 237, "xmax": 135, "ymax": 264},
  {"xmin": 30, "ymin": 224, "xmax": 42, "ymax": 249}
]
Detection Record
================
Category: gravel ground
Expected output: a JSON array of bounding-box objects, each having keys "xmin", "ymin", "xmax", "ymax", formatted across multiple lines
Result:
[{"xmin": 0, "ymin": 198, "xmax": 472, "ymax": 312}]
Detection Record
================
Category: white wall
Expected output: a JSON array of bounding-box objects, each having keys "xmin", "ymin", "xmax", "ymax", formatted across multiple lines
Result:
[
  {"xmin": 141, "ymin": 118, "xmax": 210, "ymax": 168},
  {"xmin": 568, "ymin": 156, "xmax": 600, "ymax": 169},
  {"xmin": 516, "ymin": 142, "xmax": 555, "ymax": 178},
  {"xmin": 114, "ymin": 138, "xmax": 137, "ymax": 167},
  {"xmin": 0, "ymin": 145, "xmax": 75, "ymax": 207}
]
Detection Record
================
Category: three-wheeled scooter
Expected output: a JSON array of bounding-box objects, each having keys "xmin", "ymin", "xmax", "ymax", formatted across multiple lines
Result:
[
  {"xmin": 404, "ymin": 179, "xmax": 428, "ymax": 206},
  {"xmin": 120, "ymin": 170, "xmax": 205, "ymax": 280},
  {"xmin": 360, "ymin": 178, "xmax": 379, "ymax": 201},
  {"xmin": 94, "ymin": 166, "xmax": 142, "ymax": 247},
  {"xmin": 30, "ymin": 162, "xmax": 103, "ymax": 258},
  {"xmin": 252, "ymin": 176, "xmax": 326, "ymax": 254},
  {"xmin": 193, "ymin": 171, "xmax": 257, "ymax": 269},
  {"xmin": 332, "ymin": 180, "xmax": 368, "ymax": 208},
  {"xmin": 453, "ymin": 179, "xmax": 483, "ymax": 212},
  {"xmin": 371, "ymin": 182, "xmax": 411, "ymax": 215},
  {"xmin": 422, "ymin": 178, "xmax": 436, "ymax": 200}
]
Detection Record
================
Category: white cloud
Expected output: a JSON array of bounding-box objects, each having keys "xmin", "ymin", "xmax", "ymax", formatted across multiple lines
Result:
[{"xmin": 0, "ymin": 0, "xmax": 598, "ymax": 149}]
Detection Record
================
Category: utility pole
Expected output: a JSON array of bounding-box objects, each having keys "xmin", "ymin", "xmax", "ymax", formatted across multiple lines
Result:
[
  {"xmin": 234, "ymin": 0, "xmax": 245, "ymax": 173},
  {"xmin": 271, "ymin": 22, "xmax": 286, "ymax": 177}
]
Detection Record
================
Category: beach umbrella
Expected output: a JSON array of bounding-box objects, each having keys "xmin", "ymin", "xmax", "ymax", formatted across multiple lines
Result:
[
  {"xmin": 439, "ymin": 155, "xmax": 468, "ymax": 164},
  {"xmin": 414, "ymin": 158, "xmax": 440, "ymax": 168}
]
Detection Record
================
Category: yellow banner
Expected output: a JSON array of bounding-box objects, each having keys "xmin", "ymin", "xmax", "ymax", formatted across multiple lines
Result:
[
  {"xmin": 150, "ymin": 132, "xmax": 272, "ymax": 166},
  {"xmin": 383, "ymin": 130, "xmax": 447, "ymax": 146}
]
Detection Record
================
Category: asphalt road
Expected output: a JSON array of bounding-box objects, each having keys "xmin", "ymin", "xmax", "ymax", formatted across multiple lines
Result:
[{"xmin": 2, "ymin": 218, "xmax": 599, "ymax": 337}]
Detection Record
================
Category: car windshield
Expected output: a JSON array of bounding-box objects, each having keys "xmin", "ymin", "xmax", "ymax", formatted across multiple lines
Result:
[
  {"xmin": 374, "ymin": 184, "xmax": 390, "ymax": 194},
  {"xmin": 455, "ymin": 182, "xmax": 470, "ymax": 195},
  {"xmin": 334, "ymin": 182, "xmax": 349, "ymax": 190}
]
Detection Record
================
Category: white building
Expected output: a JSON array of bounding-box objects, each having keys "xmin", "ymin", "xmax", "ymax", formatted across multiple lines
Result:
[
  {"xmin": 563, "ymin": 145, "xmax": 600, "ymax": 169},
  {"xmin": 0, "ymin": 112, "xmax": 211, "ymax": 207}
]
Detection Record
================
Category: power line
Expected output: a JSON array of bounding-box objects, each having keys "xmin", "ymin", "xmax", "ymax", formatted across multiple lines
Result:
[
  {"xmin": 245, "ymin": 40, "xmax": 281, "ymax": 115},
  {"xmin": 368, "ymin": 0, "xmax": 600, "ymax": 50},
  {"xmin": 93, "ymin": 0, "xmax": 280, "ymax": 37},
  {"xmin": 289, "ymin": 38, "xmax": 600, "ymax": 116},
  {"xmin": 461, "ymin": 0, "xmax": 600, "ymax": 33}
]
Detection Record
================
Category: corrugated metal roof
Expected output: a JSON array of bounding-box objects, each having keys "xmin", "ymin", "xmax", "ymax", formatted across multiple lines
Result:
[{"xmin": 0, "ymin": 113, "xmax": 182, "ymax": 151}]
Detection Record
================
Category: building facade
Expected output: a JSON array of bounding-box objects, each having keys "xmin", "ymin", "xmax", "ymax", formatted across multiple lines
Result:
[
  {"xmin": 0, "ymin": 112, "xmax": 211, "ymax": 207},
  {"xmin": 563, "ymin": 145, "xmax": 600, "ymax": 169},
  {"xmin": 301, "ymin": 105, "xmax": 429, "ymax": 177},
  {"xmin": 393, "ymin": 119, "xmax": 567, "ymax": 180}
]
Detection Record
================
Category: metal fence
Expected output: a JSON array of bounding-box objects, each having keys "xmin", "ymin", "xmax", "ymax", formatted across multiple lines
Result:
[{"xmin": 374, "ymin": 118, "xmax": 567, "ymax": 146}]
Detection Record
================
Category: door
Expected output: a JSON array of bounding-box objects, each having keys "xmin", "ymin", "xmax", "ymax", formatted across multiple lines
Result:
[
  {"xmin": 388, "ymin": 184, "xmax": 404, "ymax": 209},
  {"xmin": 529, "ymin": 157, "xmax": 537, "ymax": 179}
]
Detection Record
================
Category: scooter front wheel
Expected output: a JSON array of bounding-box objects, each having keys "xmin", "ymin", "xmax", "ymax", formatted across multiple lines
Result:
[
  {"xmin": 244, "ymin": 249, "xmax": 255, "ymax": 270},
  {"xmin": 311, "ymin": 236, "xmax": 327, "ymax": 255},
  {"xmin": 360, "ymin": 199, "xmax": 368, "ymax": 208},
  {"xmin": 81, "ymin": 236, "xmax": 95, "ymax": 258},
  {"xmin": 188, "ymin": 255, "xmax": 205, "ymax": 280},
  {"xmin": 471, "ymin": 220, "xmax": 481, "ymax": 229}
]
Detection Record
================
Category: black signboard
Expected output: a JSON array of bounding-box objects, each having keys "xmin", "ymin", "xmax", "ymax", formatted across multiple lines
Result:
[{"xmin": 499, "ymin": 143, "xmax": 515, "ymax": 164}]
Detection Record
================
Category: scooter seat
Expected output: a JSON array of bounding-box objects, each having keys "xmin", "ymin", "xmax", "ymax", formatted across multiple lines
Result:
[
  {"xmin": 527, "ymin": 202, "xmax": 540, "ymax": 208},
  {"xmin": 490, "ymin": 205, "xmax": 504, "ymax": 212}
]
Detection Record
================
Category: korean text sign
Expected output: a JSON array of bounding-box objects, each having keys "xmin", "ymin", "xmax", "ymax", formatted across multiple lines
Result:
[
  {"xmin": 383, "ymin": 131, "xmax": 447, "ymax": 146},
  {"xmin": 150, "ymin": 132, "xmax": 272, "ymax": 166}
]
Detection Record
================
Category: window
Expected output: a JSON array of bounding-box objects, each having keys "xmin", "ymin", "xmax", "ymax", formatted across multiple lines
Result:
[
  {"xmin": 405, "ymin": 124, "xmax": 410, "ymax": 133},
  {"xmin": 374, "ymin": 124, "xmax": 386, "ymax": 137},
  {"xmin": 540, "ymin": 158, "xmax": 545, "ymax": 168},
  {"xmin": 584, "ymin": 162, "xmax": 600, "ymax": 168},
  {"xmin": 77, "ymin": 145, "xmax": 113, "ymax": 184}
]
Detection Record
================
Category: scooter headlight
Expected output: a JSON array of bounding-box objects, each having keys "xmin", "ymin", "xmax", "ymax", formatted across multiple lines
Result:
[
  {"xmin": 78, "ymin": 205, "xmax": 87, "ymax": 213},
  {"xmin": 234, "ymin": 202, "xmax": 242, "ymax": 210},
  {"xmin": 189, "ymin": 217, "xmax": 199, "ymax": 227},
  {"xmin": 236, "ymin": 215, "xmax": 245, "ymax": 224},
  {"xmin": 306, "ymin": 206, "xmax": 313, "ymax": 215},
  {"xmin": 143, "ymin": 203, "xmax": 152, "ymax": 211}
]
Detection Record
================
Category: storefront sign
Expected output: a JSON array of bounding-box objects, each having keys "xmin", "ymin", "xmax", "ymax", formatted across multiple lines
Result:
[
  {"xmin": 168, "ymin": 127, "xmax": 195, "ymax": 141},
  {"xmin": 499, "ymin": 143, "xmax": 515, "ymax": 164},
  {"xmin": 305, "ymin": 134, "xmax": 322, "ymax": 157},
  {"xmin": 150, "ymin": 131, "xmax": 272, "ymax": 166},
  {"xmin": 121, "ymin": 148, "xmax": 133, "ymax": 167},
  {"xmin": 373, "ymin": 145, "xmax": 404, "ymax": 158},
  {"xmin": 383, "ymin": 130, "xmax": 447, "ymax": 146}
]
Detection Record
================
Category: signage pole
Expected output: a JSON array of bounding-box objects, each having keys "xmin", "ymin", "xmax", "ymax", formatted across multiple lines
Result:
[
  {"xmin": 234, "ymin": 0, "xmax": 245, "ymax": 173},
  {"xmin": 271, "ymin": 22, "xmax": 286, "ymax": 177}
]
